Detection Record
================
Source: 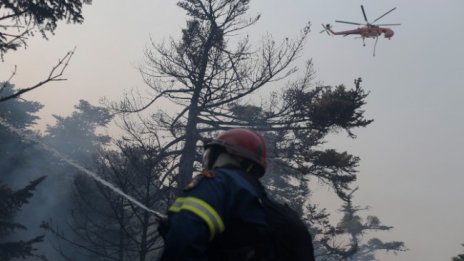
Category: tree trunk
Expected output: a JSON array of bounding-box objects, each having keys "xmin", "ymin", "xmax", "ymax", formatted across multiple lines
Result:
[
  {"xmin": 119, "ymin": 198, "xmax": 125, "ymax": 261},
  {"xmin": 177, "ymin": 107, "xmax": 199, "ymax": 191},
  {"xmin": 139, "ymin": 175, "xmax": 151, "ymax": 261},
  {"xmin": 176, "ymin": 22, "xmax": 218, "ymax": 192}
]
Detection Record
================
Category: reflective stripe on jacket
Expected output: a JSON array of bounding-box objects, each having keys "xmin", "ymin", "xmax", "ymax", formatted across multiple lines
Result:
[{"xmin": 169, "ymin": 196, "xmax": 225, "ymax": 240}]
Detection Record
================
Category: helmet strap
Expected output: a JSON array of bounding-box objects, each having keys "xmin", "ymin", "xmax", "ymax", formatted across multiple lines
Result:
[
  {"xmin": 240, "ymin": 160, "xmax": 264, "ymax": 178},
  {"xmin": 246, "ymin": 163, "xmax": 254, "ymax": 173}
]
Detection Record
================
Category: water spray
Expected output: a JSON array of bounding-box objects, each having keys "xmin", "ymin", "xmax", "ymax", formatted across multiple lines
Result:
[{"xmin": 0, "ymin": 118, "xmax": 167, "ymax": 220}]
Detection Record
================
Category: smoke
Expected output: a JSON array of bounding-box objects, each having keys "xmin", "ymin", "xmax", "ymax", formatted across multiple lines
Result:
[
  {"xmin": 0, "ymin": 98, "xmax": 165, "ymax": 260},
  {"xmin": 0, "ymin": 116, "xmax": 165, "ymax": 215}
]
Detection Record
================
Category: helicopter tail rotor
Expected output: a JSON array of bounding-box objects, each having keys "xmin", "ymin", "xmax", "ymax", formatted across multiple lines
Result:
[{"xmin": 320, "ymin": 24, "xmax": 332, "ymax": 35}]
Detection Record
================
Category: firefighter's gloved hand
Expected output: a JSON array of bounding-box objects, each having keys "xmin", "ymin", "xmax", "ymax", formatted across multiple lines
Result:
[{"xmin": 157, "ymin": 216, "xmax": 169, "ymax": 239}]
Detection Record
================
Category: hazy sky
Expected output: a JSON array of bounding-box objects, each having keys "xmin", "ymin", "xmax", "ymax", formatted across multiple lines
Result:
[{"xmin": 1, "ymin": 1, "xmax": 464, "ymax": 260}]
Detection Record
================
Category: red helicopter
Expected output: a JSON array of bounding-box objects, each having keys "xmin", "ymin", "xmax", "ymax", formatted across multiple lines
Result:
[{"xmin": 321, "ymin": 5, "xmax": 401, "ymax": 56}]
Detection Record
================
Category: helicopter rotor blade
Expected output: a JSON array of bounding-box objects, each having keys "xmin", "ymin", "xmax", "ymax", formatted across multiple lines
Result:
[
  {"xmin": 376, "ymin": 23, "xmax": 401, "ymax": 26},
  {"xmin": 335, "ymin": 20, "xmax": 362, "ymax": 26},
  {"xmin": 373, "ymin": 7, "xmax": 397, "ymax": 23},
  {"xmin": 361, "ymin": 5, "xmax": 369, "ymax": 23}
]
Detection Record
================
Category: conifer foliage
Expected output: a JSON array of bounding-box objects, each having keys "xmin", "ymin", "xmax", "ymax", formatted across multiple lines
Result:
[
  {"xmin": 0, "ymin": 176, "xmax": 47, "ymax": 261},
  {"xmin": 452, "ymin": 244, "xmax": 464, "ymax": 261},
  {"xmin": 0, "ymin": 0, "xmax": 91, "ymax": 57}
]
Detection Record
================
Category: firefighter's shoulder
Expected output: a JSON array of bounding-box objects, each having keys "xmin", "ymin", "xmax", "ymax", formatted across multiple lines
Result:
[{"xmin": 183, "ymin": 170, "xmax": 216, "ymax": 191}]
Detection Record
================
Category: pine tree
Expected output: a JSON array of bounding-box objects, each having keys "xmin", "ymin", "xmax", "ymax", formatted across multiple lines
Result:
[
  {"xmin": 42, "ymin": 138, "xmax": 169, "ymax": 260},
  {"xmin": 114, "ymin": 0, "xmax": 312, "ymax": 192},
  {"xmin": 0, "ymin": 0, "xmax": 91, "ymax": 58},
  {"xmin": 452, "ymin": 244, "xmax": 464, "ymax": 261},
  {"xmin": 0, "ymin": 177, "xmax": 47, "ymax": 260},
  {"xmin": 319, "ymin": 189, "xmax": 406, "ymax": 260}
]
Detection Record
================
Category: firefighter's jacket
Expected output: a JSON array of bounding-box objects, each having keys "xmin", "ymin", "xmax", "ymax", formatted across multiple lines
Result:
[{"xmin": 160, "ymin": 167, "xmax": 270, "ymax": 261}]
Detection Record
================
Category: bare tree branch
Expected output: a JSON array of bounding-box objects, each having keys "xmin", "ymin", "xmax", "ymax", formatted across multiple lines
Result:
[{"xmin": 0, "ymin": 48, "xmax": 76, "ymax": 102}]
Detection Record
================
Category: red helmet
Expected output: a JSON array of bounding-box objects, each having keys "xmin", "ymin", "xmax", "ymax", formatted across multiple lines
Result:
[{"xmin": 206, "ymin": 128, "xmax": 267, "ymax": 170}]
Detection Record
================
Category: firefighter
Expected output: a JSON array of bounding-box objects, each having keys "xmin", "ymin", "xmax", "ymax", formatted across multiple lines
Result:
[{"xmin": 159, "ymin": 128, "xmax": 314, "ymax": 261}]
